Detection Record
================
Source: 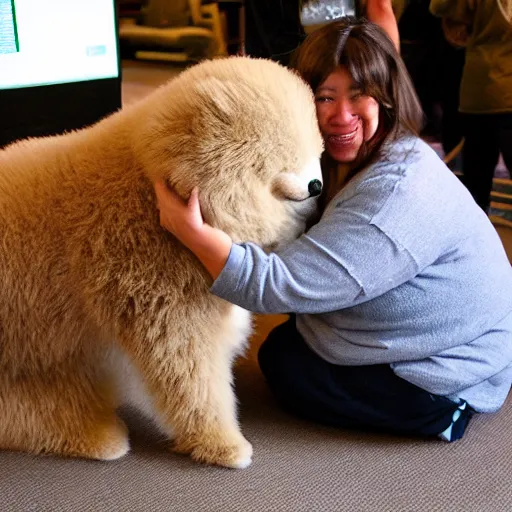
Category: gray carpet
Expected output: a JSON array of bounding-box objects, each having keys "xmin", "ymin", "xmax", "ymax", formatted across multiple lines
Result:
[{"xmin": 1, "ymin": 343, "xmax": 511, "ymax": 512}]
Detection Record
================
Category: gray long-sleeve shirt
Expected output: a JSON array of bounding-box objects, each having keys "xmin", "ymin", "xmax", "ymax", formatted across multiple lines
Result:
[{"xmin": 211, "ymin": 136, "xmax": 512, "ymax": 413}]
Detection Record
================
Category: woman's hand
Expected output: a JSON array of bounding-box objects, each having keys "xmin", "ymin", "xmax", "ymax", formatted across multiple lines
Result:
[
  {"xmin": 154, "ymin": 180, "xmax": 233, "ymax": 280},
  {"xmin": 441, "ymin": 17, "xmax": 471, "ymax": 48},
  {"xmin": 155, "ymin": 182, "xmax": 205, "ymax": 247}
]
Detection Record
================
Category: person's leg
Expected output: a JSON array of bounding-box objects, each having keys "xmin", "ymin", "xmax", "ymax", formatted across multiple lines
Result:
[
  {"xmin": 258, "ymin": 317, "xmax": 473, "ymax": 440},
  {"xmin": 462, "ymin": 114, "xmax": 501, "ymax": 212},
  {"xmin": 497, "ymin": 113, "xmax": 512, "ymax": 176},
  {"xmin": 439, "ymin": 44, "xmax": 465, "ymax": 157}
]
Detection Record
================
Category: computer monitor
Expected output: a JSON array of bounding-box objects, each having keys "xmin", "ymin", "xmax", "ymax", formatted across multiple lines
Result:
[{"xmin": 0, "ymin": 0, "xmax": 122, "ymax": 148}]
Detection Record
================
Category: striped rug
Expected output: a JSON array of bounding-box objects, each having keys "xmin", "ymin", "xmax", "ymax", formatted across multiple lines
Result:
[{"xmin": 490, "ymin": 179, "xmax": 512, "ymax": 228}]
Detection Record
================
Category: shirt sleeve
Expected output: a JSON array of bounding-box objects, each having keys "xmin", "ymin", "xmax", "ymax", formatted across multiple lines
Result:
[{"xmin": 210, "ymin": 188, "xmax": 420, "ymax": 314}]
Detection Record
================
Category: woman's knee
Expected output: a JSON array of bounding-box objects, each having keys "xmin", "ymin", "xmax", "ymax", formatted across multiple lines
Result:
[{"xmin": 258, "ymin": 320, "xmax": 294, "ymax": 375}]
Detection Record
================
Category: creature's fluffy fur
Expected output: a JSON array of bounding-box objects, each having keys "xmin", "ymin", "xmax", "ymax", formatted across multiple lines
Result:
[{"xmin": 0, "ymin": 57, "xmax": 323, "ymax": 468}]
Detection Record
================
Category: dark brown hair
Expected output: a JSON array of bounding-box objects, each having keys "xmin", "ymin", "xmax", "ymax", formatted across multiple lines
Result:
[{"xmin": 291, "ymin": 17, "xmax": 424, "ymax": 202}]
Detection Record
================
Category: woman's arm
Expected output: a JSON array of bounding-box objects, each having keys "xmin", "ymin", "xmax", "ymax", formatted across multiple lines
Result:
[
  {"xmin": 365, "ymin": 0, "xmax": 400, "ymax": 51},
  {"xmin": 154, "ymin": 179, "xmax": 420, "ymax": 315}
]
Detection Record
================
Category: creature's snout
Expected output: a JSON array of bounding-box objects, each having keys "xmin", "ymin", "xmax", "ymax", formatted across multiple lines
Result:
[{"xmin": 308, "ymin": 179, "xmax": 322, "ymax": 197}]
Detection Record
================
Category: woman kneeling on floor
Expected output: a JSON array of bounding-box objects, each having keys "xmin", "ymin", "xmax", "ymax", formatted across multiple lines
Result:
[{"xmin": 155, "ymin": 17, "xmax": 512, "ymax": 442}]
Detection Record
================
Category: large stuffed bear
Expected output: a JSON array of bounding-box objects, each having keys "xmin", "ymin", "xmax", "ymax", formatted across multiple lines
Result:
[{"xmin": 0, "ymin": 57, "xmax": 323, "ymax": 469}]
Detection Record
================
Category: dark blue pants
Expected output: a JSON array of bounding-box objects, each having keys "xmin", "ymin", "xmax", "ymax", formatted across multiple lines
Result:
[{"xmin": 258, "ymin": 317, "xmax": 473, "ymax": 441}]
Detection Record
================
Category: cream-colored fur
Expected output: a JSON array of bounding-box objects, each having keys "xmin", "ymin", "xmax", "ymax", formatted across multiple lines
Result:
[{"xmin": 0, "ymin": 57, "xmax": 323, "ymax": 469}]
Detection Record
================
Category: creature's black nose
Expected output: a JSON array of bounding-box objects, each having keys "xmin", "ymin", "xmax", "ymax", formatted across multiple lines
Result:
[{"xmin": 308, "ymin": 179, "xmax": 322, "ymax": 197}]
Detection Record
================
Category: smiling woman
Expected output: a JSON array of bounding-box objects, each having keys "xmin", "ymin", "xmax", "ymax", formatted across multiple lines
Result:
[
  {"xmin": 291, "ymin": 17, "xmax": 422, "ymax": 203},
  {"xmin": 289, "ymin": 19, "xmax": 421, "ymax": 211},
  {"xmin": 154, "ymin": 17, "xmax": 512, "ymax": 445}
]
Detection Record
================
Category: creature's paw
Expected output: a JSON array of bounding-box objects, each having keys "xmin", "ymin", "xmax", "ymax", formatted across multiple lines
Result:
[
  {"xmin": 87, "ymin": 418, "xmax": 130, "ymax": 461},
  {"xmin": 174, "ymin": 433, "xmax": 253, "ymax": 469}
]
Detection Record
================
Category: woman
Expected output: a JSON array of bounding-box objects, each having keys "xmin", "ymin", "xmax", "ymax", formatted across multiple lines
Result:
[{"xmin": 154, "ymin": 18, "xmax": 512, "ymax": 442}]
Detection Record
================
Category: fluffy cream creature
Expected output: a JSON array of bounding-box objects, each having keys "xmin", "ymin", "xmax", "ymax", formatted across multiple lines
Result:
[{"xmin": 0, "ymin": 56, "xmax": 323, "ymax": 469}]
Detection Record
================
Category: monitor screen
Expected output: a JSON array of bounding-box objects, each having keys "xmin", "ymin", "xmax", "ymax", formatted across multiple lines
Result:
[
  {"xmin": 0, "ymin": 0, "xmax": 119, "ymax": 89},
  {"xmin": 0, "ymin": 0, "xmax": 121, "ymax": 147}
]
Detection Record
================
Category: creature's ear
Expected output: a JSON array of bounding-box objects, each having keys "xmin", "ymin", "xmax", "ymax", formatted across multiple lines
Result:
[
  {"xmin": 195, "ymin": 77, "xmax": 233, "ymax": 116},
  {"xmin": 194, "ymin": 77, "xmax": 253, "ymax": 122}
]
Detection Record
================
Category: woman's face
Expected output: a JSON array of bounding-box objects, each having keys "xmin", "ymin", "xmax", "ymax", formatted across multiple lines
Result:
[{"xmin": 315, "ymin": 66, "xmax": 380, "ymax": 164}]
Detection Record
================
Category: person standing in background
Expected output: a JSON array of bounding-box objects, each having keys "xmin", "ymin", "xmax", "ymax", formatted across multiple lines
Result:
[
  {"xmin": 430, "ymin": 0, "xmax": 512, "ymax": 212},
  {"xmin": 242, "ymin": 0, "xmax": 306, "ymax": 65}
]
